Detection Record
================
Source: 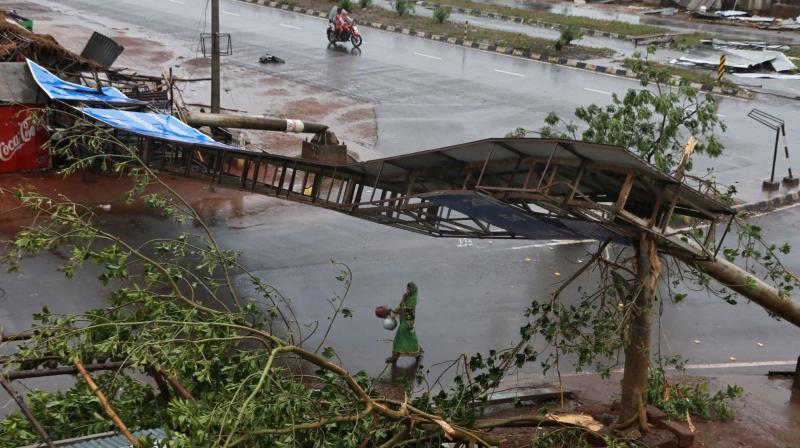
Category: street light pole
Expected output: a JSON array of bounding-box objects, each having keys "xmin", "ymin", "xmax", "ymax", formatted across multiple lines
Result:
[{"xmin": 211, "ymin": 0, "xmax": 220, "ymax": 113}]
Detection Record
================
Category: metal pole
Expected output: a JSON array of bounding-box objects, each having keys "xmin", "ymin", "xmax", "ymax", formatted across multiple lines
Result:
[
  {"xmin": 211, "ymin": 0, "xmax": 220, "ymax": 114},
  {"xmin": 782, "ymin": 124, "xmax": 796, "ymax": 181},
  {"xmin": 771, "ymin": 127, "xmax": 780, "ymax": 184}
]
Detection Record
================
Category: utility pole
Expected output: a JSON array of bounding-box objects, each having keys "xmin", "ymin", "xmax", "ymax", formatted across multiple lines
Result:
[{"xmin": 211, "ymin": 0, "xmax": 220, "ymax": 113}]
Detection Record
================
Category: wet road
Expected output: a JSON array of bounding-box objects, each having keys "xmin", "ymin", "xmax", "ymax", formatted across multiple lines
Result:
[
  {"xmin": 5, "ymin": 0, "xmax": 800, "ymax": 379},
  {"xmin": 42, "ymin": 0, "xmax": 800, "ymax": 196}
]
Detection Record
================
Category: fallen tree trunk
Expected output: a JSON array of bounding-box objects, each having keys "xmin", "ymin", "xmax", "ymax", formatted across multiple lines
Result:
[{"xmin": 689, "ymin": 254, "xmax": 800, "ymax": 328}]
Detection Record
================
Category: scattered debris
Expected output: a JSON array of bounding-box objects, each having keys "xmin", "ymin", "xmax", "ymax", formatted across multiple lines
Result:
[
  {"xmin": 756, "ymin": 342, "xmax": 765, "ymax": 347},
  {"xmin": 693, "ymin": 339, "xmax": 701, "ymax": 344},
  {"xmin": 643, "ymin": 7, "xmax": 677, "ymax": 16},
  {"xmin": 633, "ymin": 33, "xmax": 676, "ymax": 46},
  {"xmin": 729, "ymin": 356, "xmax": 737, "ymax": 362},
  {"xmin": 733, "ymin": 72, "xmax": 800, "ymax": 79},
  {"xmin": 701, "ymin": 39, "xmax": 789, "ymax": 51},
  {"xmin": 5, "ymin": 9, "xmax": 32, "ymax": 30},
  {"xmin": 545, "ymin": 413, "xmax": 603, "ymax": 432},
  {"xmin": 80, "ymin": 31, "xmax": 124, "ymax": 67},
  {"xmin": 485, "ymin": 387, "xmax": 574, "ymax": 405},
  {"xmin": 734, "ymin": 15, "xmax": 776, "ymax": 23},
  {"xmin": 713, "ymin": 10, "xmax": 748, "ymax": 18},
  {"xmin": 672, "ymin": 48, "xmax": 796, "ymax": 73},
  {"xmin": 259, "ymin": 53, "xmax": 285, "ymax": 64},
  {"xmin": 0, "ymin": 11, "xmax": 97, "ymax": 71}
]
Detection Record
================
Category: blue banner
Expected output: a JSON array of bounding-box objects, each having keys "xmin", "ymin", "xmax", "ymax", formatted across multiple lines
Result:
[
  {"xmin": 79, "ymin": 107, "xmax": 237, "ymax": 150},
  {"xmin": 427, "ymin": 192, "xmax": 615, "ymax": 241},
  {"xmin": 27, "ymin": 59, "xmax": 144, "ymax": 105}
]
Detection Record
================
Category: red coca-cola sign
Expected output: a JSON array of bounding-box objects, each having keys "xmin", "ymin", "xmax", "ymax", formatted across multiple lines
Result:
[{"xmin": 0, "ymin": 106, "xmax": 49, "ymax": 174}]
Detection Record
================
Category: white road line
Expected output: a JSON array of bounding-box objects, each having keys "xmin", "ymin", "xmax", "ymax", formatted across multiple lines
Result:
[
  {"xmin": 584, "ymin": 87, "xmax": 612, "ymax": 95},
  {"xmin": 167, "ymin": 0, "xmax": 185, "ymax": 3},
  {"xmin": 494, "ymin": 68, "xmax": 524, "ymax": 77},
  {"xmin": 509, "ymin": 239, "xmax": 595, "ymax": 250},
  {"xmin": 279, "ymin": 23, "xmax": 302, "ymax": 30},
  {"xmin": 414, "ymin": 52, "xmax": 442, "ymax": 60},
  {"xmin": 561, "ymin": 359, "xmax": 796, "ymax": 377},
  {"xmin": 684, "ymin": 360, "xmax": 796, "ymax": 370},
  {"xmin": 222, "ymin": 10, "xmax": 240, "ymax": 16}
]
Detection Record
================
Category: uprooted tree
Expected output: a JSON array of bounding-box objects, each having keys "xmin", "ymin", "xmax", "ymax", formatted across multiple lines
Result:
[
  {"xmin": 0, "ymin": 108, "xmax": 651, "ymax": 447},
  {"xmin": 506, "ymin": 48, "xmax": 800, "ymax": 433},
  {"xmin": 3, "ymin": 49, "xmax": 800, "ymax": 447}
]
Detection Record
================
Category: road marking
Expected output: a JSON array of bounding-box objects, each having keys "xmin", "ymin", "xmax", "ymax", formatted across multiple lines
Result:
[
  {"xmin": 684, "ymin": 360, "xmax": 797, "ymax": 370},
  {"xmin": 222, "ymin": 10, "xmax": 240, "ymax": 16},
  {"xmin": 280, "ymin": 23, "xmax": 302, "ymax": 30},
  {"xmin": 560, "ymin": 359, "xmax": 797, "ymax": 377},
  {"xmin": 509, "ymin": 239, "xmax": 594, "ymax": 250},
  {"xmin": 584, "ymin": 87, "xmax": 612, "ymax": 95},
  {"xmin": 414, "ymin": 52, "xmax": 442, "ymax": 60},
  {"xmin": 494, "ymin": 68, "xmax": 524, "ymax": 77},
  {"xmin": 167, "ymin": 0, "xmax": 184, "ymax": 3}
]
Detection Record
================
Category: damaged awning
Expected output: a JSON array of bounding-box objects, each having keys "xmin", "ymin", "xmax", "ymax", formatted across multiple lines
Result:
[
  {"xmin": 78, "ymin": 107, "xmax": 237, "ymax": 150},
  {"xmin": 672, "ymin": 48, "xmax": 796, "ymax": 73},
  {"xmin": 27, "ymin": 59, "xmax": 144, "ymax": 105}
]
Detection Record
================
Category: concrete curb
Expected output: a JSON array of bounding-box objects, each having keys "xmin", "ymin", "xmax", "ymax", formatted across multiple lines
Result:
[
  {"xmin": 415, "ymin": 0, "xmax": 632, "ymax": 41},
  {"xmin": 241, "ymin": 0, "xmax": 752, "ymax": 100},
  {"xmin": 733, "ymin": 190, "xmax": 800, "ymax": 214}
]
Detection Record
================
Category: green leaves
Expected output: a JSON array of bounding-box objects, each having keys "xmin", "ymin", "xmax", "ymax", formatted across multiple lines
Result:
[
  {"xmin": 537, "ymin": 51, "xmax": 725, "ymax": 175},
  {"xmin": 648, "ymin": 363, "xmax": 743, "ymax": 422}
]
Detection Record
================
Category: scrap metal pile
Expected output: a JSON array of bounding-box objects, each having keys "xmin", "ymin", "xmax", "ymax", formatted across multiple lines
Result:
[
  {"xmin": 0, "ymin": 11, "xmax": 170, "ymax": 109},
  {"xmin": 670, "ymin": 38, "xmax": 798, "ymax": 79}
]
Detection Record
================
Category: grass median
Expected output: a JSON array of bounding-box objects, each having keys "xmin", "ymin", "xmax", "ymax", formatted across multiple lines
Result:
[
  {"xmin": 282, "ymin": 0, "xmax": 614, "ymax": 59},
  {"xmin": 419, "ymin": 0, "xmax": 669, "ymax": 37}
]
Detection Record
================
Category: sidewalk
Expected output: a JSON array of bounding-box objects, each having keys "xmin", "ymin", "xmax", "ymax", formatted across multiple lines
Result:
[{"xmin": 498, "ymin": 371, "xmax": 800, "ymax": 447}]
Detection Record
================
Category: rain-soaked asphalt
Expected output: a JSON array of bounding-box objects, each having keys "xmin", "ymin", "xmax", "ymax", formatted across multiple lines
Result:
[{"xmin": 3, "ymin": 0, "xmax": 800, "ymax": 380}]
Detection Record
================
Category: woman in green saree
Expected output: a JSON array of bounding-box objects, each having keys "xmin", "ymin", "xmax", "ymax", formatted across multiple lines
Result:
[{"xmin": 386, "ymin": 282, "xmax": 422, "ymax": 364}]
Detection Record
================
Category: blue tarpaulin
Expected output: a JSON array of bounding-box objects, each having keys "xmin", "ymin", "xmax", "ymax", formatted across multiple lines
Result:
[
  {"xmin": 79, "ymin": 107, "xmax": 237, "ymax": 150},
  {"xmin": 427, "ymin": 192, "xmax": 615, "ymax": 241},
  {"xmin": 27, "ymin": 59, "xmax": 144, "ymax": 105}
]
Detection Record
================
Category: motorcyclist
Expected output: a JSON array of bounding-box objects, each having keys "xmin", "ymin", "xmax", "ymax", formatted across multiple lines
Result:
[{"xmin": 334, "ymin": 8, "xmax": 350, "ymax": 40}]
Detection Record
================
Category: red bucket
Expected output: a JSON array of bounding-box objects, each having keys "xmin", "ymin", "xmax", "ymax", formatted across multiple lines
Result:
[{"xmin": 374, "ymin": 306, "xmax": 391, "ymax": 318}]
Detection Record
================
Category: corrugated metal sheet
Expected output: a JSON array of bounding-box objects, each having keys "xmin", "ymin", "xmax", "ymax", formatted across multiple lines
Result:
[
  {"xmin": 0, "ymin": 62, "xmax": 43, "ymax": 104},
  {"xmin": 80, "ymin": 32, "xmax": 124, "ymax": 67},
  {"xmin": 18, "ymin": 428, "xmax": 166, "ymax": 448}
]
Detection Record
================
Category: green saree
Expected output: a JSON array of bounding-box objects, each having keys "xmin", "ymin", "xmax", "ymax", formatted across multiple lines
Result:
[{"xmin": 392, "ymin": 283, "xmax": 420, "ymax": 356}]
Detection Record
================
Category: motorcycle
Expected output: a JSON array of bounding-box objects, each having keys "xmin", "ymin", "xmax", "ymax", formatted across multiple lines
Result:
[{"xmin": 327, "ymin": 18, "xmax": 362, "ymax": 48}]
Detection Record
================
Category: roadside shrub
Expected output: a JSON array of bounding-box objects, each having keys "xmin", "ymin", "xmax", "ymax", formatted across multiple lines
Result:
[
  {"xmin": 338, "ymin": 0, "xmax": 354, "ymax": 12},
  {"xmin": 555, "ymin": 24, "xmax": 583, "ymax": 51},
  {"xmin": 394, "ymin": 0, "xmax": 415, "ymax": 16},
  {"xmin": 359, "ymin": 0, "xmax": 372, "ymax": 7},
  {"xmin": 432, "ymin": 5, "xmax": 451, "ymax": 23}
]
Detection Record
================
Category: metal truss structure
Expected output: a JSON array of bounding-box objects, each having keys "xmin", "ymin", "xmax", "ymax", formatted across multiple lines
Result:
[{"xmin": 134, "ymin": 137, "xmax": 734, "ymax": 261}]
